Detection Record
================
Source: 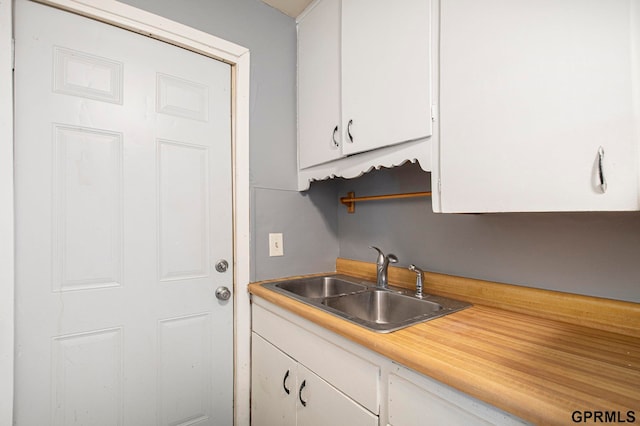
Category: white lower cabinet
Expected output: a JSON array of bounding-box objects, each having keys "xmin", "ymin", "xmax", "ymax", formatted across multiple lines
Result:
[
  {"xmin": 388, "ymin": 364, "xmax": 529, "ymax": 426},
  {"xmin": 251, "ymin": 300, "xmax": 379, "ymax": 425},
  {"xmin": 251, "ymin": 297, "xmax": 528, "ymax": 426},
  {"xmin": 251, "ymin": 333, "xmax": 297, "ymax": 426},
  {"xmin": 296, "ymin": 363, "xmax": 377, "ymax": 426},
  {"xmin": 252, "ymin": 333, "xmax": 377, "ymax": 426}
]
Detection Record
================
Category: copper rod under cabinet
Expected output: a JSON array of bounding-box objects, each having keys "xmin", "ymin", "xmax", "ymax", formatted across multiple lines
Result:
[{"xmin": 340, "ymin": 191, "xmax": 432, "ymax": 213}]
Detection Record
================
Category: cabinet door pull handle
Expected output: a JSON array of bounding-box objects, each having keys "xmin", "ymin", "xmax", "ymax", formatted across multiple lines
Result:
[
  {"xmin": 598, "ymin": 146, "xmax": 607, "ymax": 193},
  {"xmin": 347, "ymin": 119, "xmax": 354, "ymax": 143},
  {"xmin": 332, "ymin": 125, "xmax": 339, "ymax": 148},
  {"xmin": 282, "ymin": 370, "xmax": 290, "ymax": 395},
  {"xmin": 298, "ymin": 380, "xmax": 307, "ymax": 407}
]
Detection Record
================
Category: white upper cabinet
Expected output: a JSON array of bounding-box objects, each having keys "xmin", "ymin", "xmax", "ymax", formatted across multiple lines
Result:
[
  {"xmin": 297, "ymin": 0, "xmax": 433, "ymax": 189},
  {"xmin": 297, "ymin": 0, "xmax": 341, "ymax": 169},
  {"xmin": 433, "ymin": 0, "xmax": 640, "ymax": 212},
  {"xmin": 341, "ymin": 0, "xmax": 432, "ymax": 156}
]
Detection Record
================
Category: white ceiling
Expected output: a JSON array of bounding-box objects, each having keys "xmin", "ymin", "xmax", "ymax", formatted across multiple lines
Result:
[{"xmin": 261, "ymin": 0, "xmax": 314, "ymax": 18}]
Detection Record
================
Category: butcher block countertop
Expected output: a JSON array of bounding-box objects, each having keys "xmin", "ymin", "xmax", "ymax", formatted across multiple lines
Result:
[{"xmin": 248, "ymin": 258, "xmax": 640, "ymax": 425}]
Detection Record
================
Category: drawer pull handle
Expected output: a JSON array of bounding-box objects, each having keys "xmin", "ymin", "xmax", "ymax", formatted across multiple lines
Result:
[
  {"xmin": 282, "ymin": 370, "xmax": 290, "ymax": 395},
  {"xmin": 299, "ymin": 380, "xmax": 307, "ymax": 407}
]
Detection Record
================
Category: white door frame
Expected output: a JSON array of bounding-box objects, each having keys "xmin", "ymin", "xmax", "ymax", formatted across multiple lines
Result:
[{"xmin": 0, "ymin": 1, "xmax": 252, "ymax": 424}]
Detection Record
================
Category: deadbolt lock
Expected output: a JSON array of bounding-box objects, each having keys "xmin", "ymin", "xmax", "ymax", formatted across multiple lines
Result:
[{"xmin": 215, "ymin": 259, "xmax": 229, "ymax": 273}]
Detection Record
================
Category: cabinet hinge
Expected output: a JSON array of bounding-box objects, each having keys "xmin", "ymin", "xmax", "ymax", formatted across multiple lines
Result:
[
  {"xmin": 431, "ymin": 104, "xmax": 437, "ymax": 122},
  {"xmin": 437, "ymin": 178, "xmax": 442, "ymax": 193},
  {"xmin": 11, "ymin": 38, "xmax": 15, "ymax": 70}
]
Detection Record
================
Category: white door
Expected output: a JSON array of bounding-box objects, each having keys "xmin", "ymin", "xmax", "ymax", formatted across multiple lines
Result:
[{"xmin": 14, "ymin": 1, "xmax": 233, "ymax": 425}]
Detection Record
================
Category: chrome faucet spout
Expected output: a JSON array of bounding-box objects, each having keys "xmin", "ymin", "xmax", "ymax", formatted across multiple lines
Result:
[{"xmin": 369, "ymin": 246, "xmax": 398, "ymax": 289}]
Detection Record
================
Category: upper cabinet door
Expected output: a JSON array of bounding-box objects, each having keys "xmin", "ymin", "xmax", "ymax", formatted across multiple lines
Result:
[
  {"xmin": 437, "ymin": 0, "xmax": 640, "ymax": 212},
  {"xmin": 298, "ymin": 0, "xmax": 342, "ymax": 169},
  {"xmin": 341, "ymin": 0, "xmax": 433, "ymax": 156}
]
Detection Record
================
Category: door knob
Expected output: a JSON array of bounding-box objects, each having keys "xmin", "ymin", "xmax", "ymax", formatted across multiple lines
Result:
[{"xmin": 215, "ymin": 286, "xmax": 231, "ymax": 301}]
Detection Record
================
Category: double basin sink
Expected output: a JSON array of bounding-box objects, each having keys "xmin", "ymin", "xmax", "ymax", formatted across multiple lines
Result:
[{"xmin": 263, "ymin": 274, "xmax": 471, "ymax": 333}]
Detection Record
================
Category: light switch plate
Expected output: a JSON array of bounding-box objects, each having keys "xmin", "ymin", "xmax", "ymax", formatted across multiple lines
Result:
[{"xmin": 269, "ymin": 233, "xmax": 284, "ymax": 257}]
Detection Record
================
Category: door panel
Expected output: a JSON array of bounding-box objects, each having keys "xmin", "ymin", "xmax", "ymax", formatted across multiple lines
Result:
[
  {"xmin": 52, "ymin": 328, "xmax": 124, "ymax": 426},
  {"xmin": 14, "ymin": 1, "xmax": 233, "ymax": 424},
  {"xmin": 158, "ymin": 140, "xmax": 210, "ymax": 281},
  {"xmin": 158, "ymin": 314, "xmax": 213, "ymax": 426},
  {"xmin": 52, "ymin": 124, "xmax": 123, "ymax": 291}
]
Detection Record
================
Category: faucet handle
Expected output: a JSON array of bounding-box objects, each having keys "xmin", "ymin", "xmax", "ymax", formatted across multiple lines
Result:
[
  {"xmin": 369, "ymin": 246, "xmax": 383, "ymax": 256},
  {"xmin": 408, "ymin": 264, "xmax": 424, "ymax": 299},
  {"xmin": 408, "ymin": 264, "xmax": 423, "ymax": 274},
  {"xmin": 369, "ymin": 246, "xmax": 387, "ymax": 265},
  {"xmin": 370, "ymin": 246, "xmax": 399, "ymax": 267},
  {"xmin": 369, "ymin": 246, "xmax": 385, "ymax": 266}
]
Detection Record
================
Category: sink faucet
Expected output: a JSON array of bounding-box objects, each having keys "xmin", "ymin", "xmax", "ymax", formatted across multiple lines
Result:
[
  {"xmin": 369, "ymin": 246, "xmax": 398, "ymax": 289},
  {"xmin": 408, "ymin": 264, "xmax": 424, "ymax": 299}
]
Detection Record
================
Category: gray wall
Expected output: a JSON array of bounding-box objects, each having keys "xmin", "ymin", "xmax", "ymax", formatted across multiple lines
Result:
[
  {"xmin": 335, "ymin": 162, "xmax": 640, "ymax": 303},
  {"xmin": 115, "ymin": 0, "xmax": 640, "ymax": 301},
  {"xmin": 118, "ymin": 0, "xmax": 339, "ymax": 280},
  {"xmin": 253, "ymin": 184, "xmax": 339, "ymax": 279}
]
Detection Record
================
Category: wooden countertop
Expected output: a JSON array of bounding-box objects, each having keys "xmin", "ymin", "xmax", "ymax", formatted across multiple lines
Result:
[{"xmin": 248, "ymin": 259, "xmax": 640, "ymax": 425}]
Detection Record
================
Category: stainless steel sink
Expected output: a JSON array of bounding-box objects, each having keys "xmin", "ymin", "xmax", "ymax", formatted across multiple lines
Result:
[
  {"xmin": 322, "ymin": 289, "xmax": 442, "ymax": 324},
  {"xmin": 264, "ymin": 274, "xmax": 471, "ymax": 333},
  {"xmin": 274, "ymin": 276, "xmax": 367, "ymax": 299}
]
